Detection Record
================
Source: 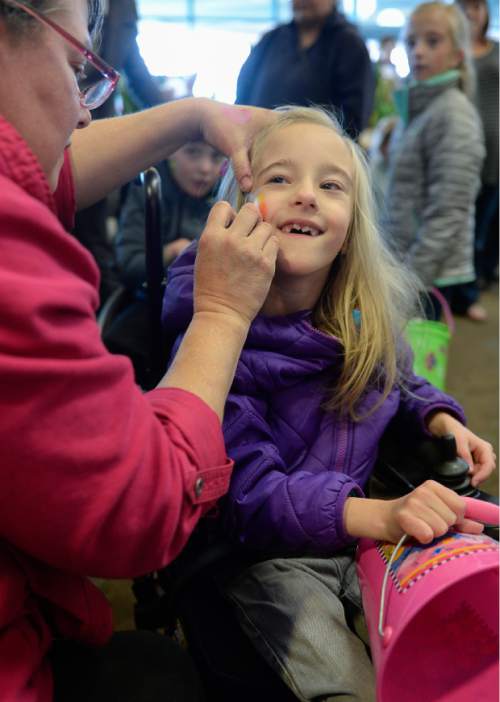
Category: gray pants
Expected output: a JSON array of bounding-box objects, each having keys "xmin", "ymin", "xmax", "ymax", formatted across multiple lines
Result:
[{"xmin": 224, "ymin": 554, "xmax": 376, "ymax": 701}]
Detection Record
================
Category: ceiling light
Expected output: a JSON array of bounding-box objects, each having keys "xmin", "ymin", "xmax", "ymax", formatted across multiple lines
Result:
[
  {"xmin": 357, "ymin": 0, "xmax": 377, "ymax": 20},
  {"xmin": 376, "ymin": 8, "xmax": 406, "ymax": 27}
]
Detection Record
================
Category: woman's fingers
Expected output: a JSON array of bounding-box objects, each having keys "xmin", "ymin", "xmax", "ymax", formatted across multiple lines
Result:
[
  {"xmin": 194, "ymin": 201, "xmax": 278, "ymax": 325},
  {"xmin": 230, "ymin": 145, "xmax": 253, "ymax": 193},
  {"xmin": 228, "ymin": 202, "xmax": 263, "ymax": 237},
  {"xmin": 198, "ymin": 102, "xmax": 277, "ymax": 193},
  {"xmin": 205, "ymin": 200, "xmax": 236, "ymax": 229}
]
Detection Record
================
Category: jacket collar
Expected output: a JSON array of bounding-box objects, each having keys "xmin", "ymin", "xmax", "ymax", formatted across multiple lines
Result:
[
  {"xmin": 394, "ymin": 70, "xmax": 461, "ymax": 125},
  {"xmin": 0, "ymin": 116, "xmax": 57, "ymax": 215},
  {"xmin": 162, "ymin": 243, "xmax": 343, "ymax": 392}
]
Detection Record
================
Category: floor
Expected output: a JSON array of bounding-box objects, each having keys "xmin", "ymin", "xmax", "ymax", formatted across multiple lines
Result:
[
  {"xmin": 445, "ymin": 283, "xmax": 498, "ymax": 497},
  {"xmin": 99, "ymin": 283, "xmax": 499, "ymax": 631}
]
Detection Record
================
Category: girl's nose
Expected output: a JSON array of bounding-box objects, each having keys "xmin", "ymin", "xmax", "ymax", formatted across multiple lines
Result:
[{"xmin": 293, "ymin": 184, "xmax": 318, "ymax": 209}]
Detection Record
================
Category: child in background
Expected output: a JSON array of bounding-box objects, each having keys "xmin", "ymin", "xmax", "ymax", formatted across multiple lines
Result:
[
  {"xmin": 162, "ymin": 107, "xmax": 495, "ymax": 701},
  {"xmin": 383, "ymin": 2, "xmax": 485, "ymax": 321},
  {"xmin": 116, "ymin": 141, "xmax": 225, "ymax": 292},
  {"xmin": 107, "ymin": 141, "xmax": 225, "ymax": 386}
]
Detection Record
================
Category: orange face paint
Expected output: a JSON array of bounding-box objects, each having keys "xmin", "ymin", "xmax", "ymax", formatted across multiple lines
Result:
[{"xmin": 256, "ymin": 192, "xmax": 268, "ymax": 220}]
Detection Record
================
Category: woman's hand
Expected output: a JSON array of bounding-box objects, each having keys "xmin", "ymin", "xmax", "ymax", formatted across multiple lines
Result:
[
  {"xmin": 426, "ymin": 411, "xmax": 496, "ymax": 487},
  {"xmin": 195, "ymin": 99, "xmax": 276, "ymax": 192},
  {"xmin": 194, "ymin": 201, "xmax": 278, "ymax": 327},
  {"xmin": 160, "ymin": 201, "xmax": 278, "ymax": 418}
]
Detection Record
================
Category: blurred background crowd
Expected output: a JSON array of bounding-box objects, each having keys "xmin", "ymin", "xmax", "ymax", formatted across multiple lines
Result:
[{"xmin": 79, "ymin": 0, "xmax": 497, "ymax": 331}]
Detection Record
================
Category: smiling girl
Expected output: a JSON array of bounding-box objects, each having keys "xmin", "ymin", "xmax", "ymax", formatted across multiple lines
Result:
[{"xmin": 162, "ymin": 106, "xmax": 495, "ymax": 701}]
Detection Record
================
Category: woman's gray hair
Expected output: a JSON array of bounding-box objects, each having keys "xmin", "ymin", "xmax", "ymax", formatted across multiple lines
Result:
[{"xmin": 0, "ymin": 0, "xmax": 103, "ymax": 39}]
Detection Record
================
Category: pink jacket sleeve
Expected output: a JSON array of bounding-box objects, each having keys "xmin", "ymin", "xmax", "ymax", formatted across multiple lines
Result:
[{"xmin": 0, "ymin": 177, "xmax": 232, "ymax": 578}]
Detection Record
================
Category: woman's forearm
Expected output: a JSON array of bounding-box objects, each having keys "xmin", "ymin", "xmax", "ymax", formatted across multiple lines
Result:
[
  {"xmin": 70, "ymin": 98, "xmax": 201, "ymax": 209},
  {"xmin": 70, "ymin": 99, "xmax": 276, "ymax": 209},
  {"xmin": 159, "ymin": 311, "xmax": 249, "ymax": 421}
]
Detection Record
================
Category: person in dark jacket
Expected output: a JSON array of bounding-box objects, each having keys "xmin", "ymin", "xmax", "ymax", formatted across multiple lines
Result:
[
  {"xmin": 235, "ymin": 0, "xmax": 375, "ymax": 137},
  {"xmin": 162, "ymin": 106, "xmax": 495, "ymax": 701}
]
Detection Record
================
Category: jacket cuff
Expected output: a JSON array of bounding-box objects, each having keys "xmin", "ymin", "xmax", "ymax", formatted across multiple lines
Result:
[
  {"xmin": 186, "ymin": 460, "xmax": 234, "ymax": 505},
  {"xmin": 420, "ymin": 401, "xmax": 467, "ymax": 437},
  {"xmin": 335, "ymin": 478, "xmax": 364, "ymax": 547},
  {"xmin": 146, "ymin": 386, "xmax": 233, "ymax": 505}
]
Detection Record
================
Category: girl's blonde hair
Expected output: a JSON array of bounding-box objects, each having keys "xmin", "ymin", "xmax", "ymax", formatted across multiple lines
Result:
[
  {"xmin": 219, "ymin": 106, "xmax": 423, "ymax": 419},
  {"xmin": 406, "ymin": 1, "xmax": 475, "ymax": 99}
]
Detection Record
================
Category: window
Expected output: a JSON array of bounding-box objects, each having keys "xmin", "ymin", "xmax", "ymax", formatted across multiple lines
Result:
[{"xmin": 137, "ymin": 1, "xmax": 292, "ymax": 102}]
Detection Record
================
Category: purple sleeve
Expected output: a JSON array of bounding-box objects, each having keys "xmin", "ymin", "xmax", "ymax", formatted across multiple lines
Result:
[
  {"xmin": 222, "ymin": 394, "xmax": 363, "ymax": 555},
  {"xmin": 394, "ymin": 347, "xmax": 466, "ymax": 436}
]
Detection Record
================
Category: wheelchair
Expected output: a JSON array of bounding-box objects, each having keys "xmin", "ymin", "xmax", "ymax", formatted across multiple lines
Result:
[
  {"xmin": 132, "ymin": 427, "xmax": 498, "ymax": 701},
  {"xmin": 98, "ymin": 167, "xmax": 169, "ymax": 391},
  {"xmin": 102, "ymin": 167, "xmax": 498, "ymax": 701}
]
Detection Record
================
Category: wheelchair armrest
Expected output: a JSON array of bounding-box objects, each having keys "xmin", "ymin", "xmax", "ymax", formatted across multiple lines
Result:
[
  {"xmin": 133, "ymin": 520, "xmax": 241, "ymax": 634},
  {"xmin": 97, "ymin": 285, "xmax": 133, "ymax": 335},
  {"xmin": 372, "ymin": 430, "xmax": 498, "ymax": 539}
]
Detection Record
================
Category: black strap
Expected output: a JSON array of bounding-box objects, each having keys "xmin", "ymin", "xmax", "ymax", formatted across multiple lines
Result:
[{"xmin": 141, "ymin": 167, "xmax": 167, "ymax": 383}]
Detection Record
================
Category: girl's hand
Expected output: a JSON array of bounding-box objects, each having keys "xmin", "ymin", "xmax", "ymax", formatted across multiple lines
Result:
[
  {"xmin": 163, "ymin": 238, "xmax": 191, "ymax": 265},
  {"xmin": 382, "ymin": 480, "xmax": 484, "ymax": 544},
  {"xmin": 344, "ymin": 481, "xmax": 484, "ymax": 545},
  {"xmin": 195, "ymin": 99, "xmax": 276, "ymax": 192},
  {"xmin": 426, "ymin": 411, "xmax": 496, "ymax": 487}
]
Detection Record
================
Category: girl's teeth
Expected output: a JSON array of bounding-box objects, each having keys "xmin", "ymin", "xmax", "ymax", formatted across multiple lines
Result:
[{"xmin": 282, "ymin": 224, "xmax": 320, "ymax": 236}]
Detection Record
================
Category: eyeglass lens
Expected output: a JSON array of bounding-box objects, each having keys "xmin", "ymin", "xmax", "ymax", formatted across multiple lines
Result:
[{"xmin": 77, "ymin": 64, "xmax": 114, "ymax": 109}]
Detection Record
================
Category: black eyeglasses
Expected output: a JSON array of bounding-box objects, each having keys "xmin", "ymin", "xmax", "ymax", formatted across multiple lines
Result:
[{"xmin": 4, "ymin": 0, "xmax": 120, "ymax": 109}]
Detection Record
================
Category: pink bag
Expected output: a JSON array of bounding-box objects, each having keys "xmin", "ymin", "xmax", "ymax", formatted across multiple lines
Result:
[{"xmin": 356, "ymin": 498, "xmax": 499, "ymax": 701}]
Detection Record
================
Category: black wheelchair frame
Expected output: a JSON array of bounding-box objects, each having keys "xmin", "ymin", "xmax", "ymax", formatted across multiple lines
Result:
[{"xmin": 98, "ymin": 167, "xmax": 169, "ymax": 391}]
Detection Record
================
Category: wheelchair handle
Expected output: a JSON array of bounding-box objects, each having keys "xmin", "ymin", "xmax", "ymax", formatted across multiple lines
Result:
[
  {"xmin": 463, "ymin": 496, "xmax": 500, "ymax": 525},
  {"xmin": 377, "ymin": 498, "xmax": 499, "ymax": 639}
]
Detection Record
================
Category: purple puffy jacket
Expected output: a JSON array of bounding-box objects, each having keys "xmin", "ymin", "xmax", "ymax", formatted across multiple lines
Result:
[{"xmin": 163, "ymin": 245, "xmax": 466, "ymax": 556}]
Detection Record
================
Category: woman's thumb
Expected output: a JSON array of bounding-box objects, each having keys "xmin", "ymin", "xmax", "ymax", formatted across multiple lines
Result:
[{"xmin": 231, "ymin": 148, "xmax": 253, "ymax": 193}]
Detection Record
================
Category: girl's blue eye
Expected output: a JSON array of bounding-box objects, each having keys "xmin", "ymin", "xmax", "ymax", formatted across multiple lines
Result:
[
  {"xmin": 268, "ymin": 175, "xmax": 287, "ymax": 184},
  {"xmin": 322, "ymin": 181, "xmax": 342, "ymax": 191}
]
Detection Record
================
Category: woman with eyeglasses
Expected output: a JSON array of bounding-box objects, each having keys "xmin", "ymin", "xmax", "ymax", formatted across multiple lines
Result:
[{"xmin": 0, "ymin": 0, "xmax": 278, "ymax": 700}]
